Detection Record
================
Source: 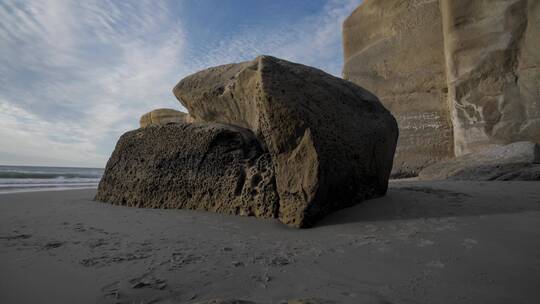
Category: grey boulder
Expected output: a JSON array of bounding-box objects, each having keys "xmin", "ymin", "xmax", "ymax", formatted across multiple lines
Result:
[{"xmin": 96, "ymin": 123, "xmax": 279, "ymax": 218}]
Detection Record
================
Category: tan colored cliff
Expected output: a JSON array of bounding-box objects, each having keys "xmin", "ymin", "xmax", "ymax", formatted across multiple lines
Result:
[
  {"xmin": 343, "ymin": 0, "xmax": 540, "ymax": 175},
  {"xmin": 440, "ymin": 0, "xmax": 540, "ymax": 155}
]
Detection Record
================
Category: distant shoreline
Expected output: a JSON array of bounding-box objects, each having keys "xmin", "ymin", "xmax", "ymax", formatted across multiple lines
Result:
[
  {"xmin": 0, "ymin": 165, "xmax": 102, "ymax": 195},
  {"xmin": 0, "ymin": 185, "xmax": 98, "ymax": 195},
  {"xmin": 0, "ymin": 164, "xmax": 104, "ymax": 170}
]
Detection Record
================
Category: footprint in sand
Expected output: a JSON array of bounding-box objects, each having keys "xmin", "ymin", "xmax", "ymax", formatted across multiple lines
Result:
[
  {"xmin": 426, "ymin": 260, "xmax": 445, "ymax": 268},
  {"xmin": 418, "ymin": 239, "xmax": 435, "ymax": 247},
  {"xmin": 0, "ymin": 234, "xmax": 32, "ymax": 241},
  {"xmin": 43, "ymin": 241, "xmax": 64, "ymax": 250},
  {"xmin": 462, "ymin": 238, "xmax": 478, "ymax": 249}
]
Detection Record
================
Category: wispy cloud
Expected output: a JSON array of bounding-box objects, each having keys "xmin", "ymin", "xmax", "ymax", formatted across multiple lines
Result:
[
  {"xmin": 0, "ymin": 0, "xmax": 360, "ymax": 167},
  {"xmin": 0, "ymin": 0, "xmax": 186, "ymax": 167},
  {"xmin": 183, "ymin": 0, "xmax": 361, "ymax": 75}
]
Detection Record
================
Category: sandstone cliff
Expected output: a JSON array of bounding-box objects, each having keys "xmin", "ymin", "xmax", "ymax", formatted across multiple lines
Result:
[
  {"xmin": 343, "ymin": 0, "xmax": 540, "ymax": 176},
  {"xmin": 343, "ymin": 0, "xmax": 453, "ymax": 176},
  {"xmin": 441, "ymin": 0, "xmax": 540, "ymax": 155}
]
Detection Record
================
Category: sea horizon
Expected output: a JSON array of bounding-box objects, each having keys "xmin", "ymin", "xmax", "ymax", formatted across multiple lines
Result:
[{"xmin": 0, "ymin": 165, "xmax": 104, "ymax": 194}]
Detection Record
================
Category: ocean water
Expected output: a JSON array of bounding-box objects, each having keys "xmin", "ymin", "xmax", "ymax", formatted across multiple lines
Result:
[{"xmin": 0, "ymin": 165, "xmax": 104, "ymax": 194}]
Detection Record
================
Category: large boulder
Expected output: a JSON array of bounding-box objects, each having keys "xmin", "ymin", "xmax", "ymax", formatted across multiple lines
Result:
[
  {"xmin": 95, "ymin": 123, "xmax": 279, "ymax": 218},
  {"xmin": 139, "ymin": 108, "xmax": 194, "ymax": 128},
  {"xmin": 173, "ymin": 55, "xmax": 398, "ymax": 227},
  {"xmin": 343, "ymin": 0, "xmax": 540, "ymax": 175},
  {"xmin": 419, "ymin": 141, "xmax": 540, "ymax": 181},
  {"xmin": 342, "ymin": 0, "xmax": 454, "ymax": 177}
]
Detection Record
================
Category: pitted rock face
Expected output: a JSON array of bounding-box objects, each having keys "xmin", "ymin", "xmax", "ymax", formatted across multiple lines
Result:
[
  {"xmin": 95, "ymin": 123, "xmax": 279, "ymax": 218},
  {"xmin": 173, "ymin": 55, "xmax": 398, "ymax": 227},
  {"xmin": 139, "ymin": 108, "xmax": 194, "ymax": 128}
]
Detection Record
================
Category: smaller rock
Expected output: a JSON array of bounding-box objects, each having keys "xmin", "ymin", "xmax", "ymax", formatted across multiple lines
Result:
[
  {"xmin": 139, "ymin": 108, "xmax": 194, "ymax": 128},
  {"xmin": 95, "ymin": 123, "xmax": 279, "ymax": 218},
  {"xmin": 474, "ymin": 141, "xmax": 540, "ymax": 163},
  {"xmin": 419, "ymin": 141, "xmax": 540, "ymax": 181}
]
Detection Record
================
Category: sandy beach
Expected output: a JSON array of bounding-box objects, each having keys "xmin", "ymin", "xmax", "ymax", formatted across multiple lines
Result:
[{"xmin": 1, "ymin": 180, "xmax": 539, "ymax": 303}]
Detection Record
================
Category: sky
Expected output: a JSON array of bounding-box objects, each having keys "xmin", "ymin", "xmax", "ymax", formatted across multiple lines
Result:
[{"xmin": 0, "ymin": 0, "xmax": 361, "ymax": 168}]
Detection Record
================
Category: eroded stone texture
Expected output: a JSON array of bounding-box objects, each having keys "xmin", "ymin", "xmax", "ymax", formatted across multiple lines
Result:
[
  {"xmin": 139, "ymin": 108, "xmax": 194, "ymax": 128},
  {"xmin": 174, "ymin": 56, "xmax": 398, "ymax": 227},
  {"xmin": 95, "ymin": 123, "xmax": 279, "ymax": 218},
  {"xmin": 441, "ymin": 0, "xmax": 540, "ymax": 155},
  {"xmin": 343, "ymin": 0, "xmax": 540, "ymax": 174},
  {"xmin": 343, "ymin": 0, "xmax": 454, "ymax": 176}
]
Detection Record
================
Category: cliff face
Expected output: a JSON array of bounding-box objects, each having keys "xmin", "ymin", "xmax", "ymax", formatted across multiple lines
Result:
[
  {"xmin": 343, "ymin": 0, "xmax": 453, "ymax": 176},
  {"xmin": 343, "ymin": 0, "xmax": 540, "ymax": 175},
  {"xmin": 441, "ymin": 0, "xmax": 540, "ymax": 155}
]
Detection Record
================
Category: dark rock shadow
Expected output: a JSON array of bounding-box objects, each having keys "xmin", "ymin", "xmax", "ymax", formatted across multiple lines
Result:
[{"xmin": 316, "ymin": 182, "xmax": 540, "ymax": 227}]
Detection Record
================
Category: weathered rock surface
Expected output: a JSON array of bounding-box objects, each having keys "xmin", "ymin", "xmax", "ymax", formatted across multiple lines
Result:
[
  {"xmin": 173, "ymin": 55, "xmax": 399, "ymax": 227},
  {"xmin": 139, "ymin": 108, "xmax": 193, "ymax": 128},
  {"xmin": 95, "ymin": 123, "xmax": 279, "ymax": 218},
  {"xmin": 343, "ymin": 0, "xmax": 540, "ymax": 175},
  {"xmin": 419, "ymin": 141, "xmax": 540, "ymax": 181},
  {"xmin": 441, "ymin": 0, "xmax": 540, "ymax": 155},
  {"xmin": 343, "ymin": 0, "xmax": 454, "ymax": 176}
]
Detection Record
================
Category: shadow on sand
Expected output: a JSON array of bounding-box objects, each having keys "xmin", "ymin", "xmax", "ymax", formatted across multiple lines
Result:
[{"xmin": 316, "ymin": 181, "xmax": 540, "ymax": 227}]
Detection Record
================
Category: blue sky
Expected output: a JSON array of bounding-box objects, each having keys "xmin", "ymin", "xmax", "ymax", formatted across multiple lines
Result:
[{"xmin": 0, "ymin": 0, "xmax": 361, "ymax": 168}]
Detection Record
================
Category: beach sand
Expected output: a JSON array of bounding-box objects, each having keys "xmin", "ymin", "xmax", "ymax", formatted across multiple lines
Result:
[{"xmin": 1, "ymin": 180, "xmax": 540, "ymax": 304}]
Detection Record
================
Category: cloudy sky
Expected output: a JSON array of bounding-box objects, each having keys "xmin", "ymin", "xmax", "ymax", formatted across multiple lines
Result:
[{"xmin": 0, "ymin": 0, "xmax": 361, "ymax": 168}]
